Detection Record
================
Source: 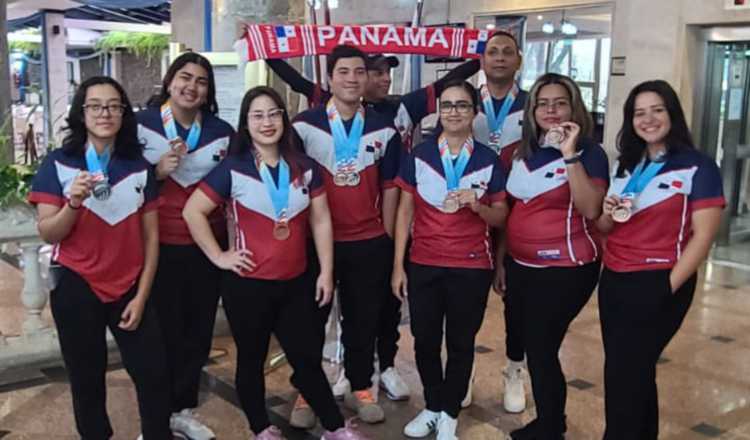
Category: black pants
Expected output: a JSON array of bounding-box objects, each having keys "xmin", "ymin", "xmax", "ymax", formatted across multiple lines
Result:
[
  {"xmin": 507, "ymin": 260, "xmax": 600, "ymax": 437},
  {"xmin": 377, "ymin": 240, "xmax": 400, "ymax": 370},
  {"xmin": 50, "ymin": 267, "xmax": 171, "ymax": 440},
  {"xmin": 502, "ymin": 256, "xmax": 525, "ymax": 362},
  {"xmin": 222, "ymin": 272, "xmax": 345, "ymax": 434},
  {"xmin": 408, "ymin": 263, "xmax": 492, "ymax": 418},
  {"xmin": 599, "ymin": 268, "xmax": 696, "ymax": 440},
  {"xmin": 335, "ymin": 235, "xmax": 393, "ymax": 391},
  {"xmin": 150, "ymin": 244, "xmax": 221, "ymax": 412}
]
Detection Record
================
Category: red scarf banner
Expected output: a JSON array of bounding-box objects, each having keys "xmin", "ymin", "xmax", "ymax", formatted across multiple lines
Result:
[{"xmin": 235, "ymin": 24, "xmax": 492, "ymax": 62}]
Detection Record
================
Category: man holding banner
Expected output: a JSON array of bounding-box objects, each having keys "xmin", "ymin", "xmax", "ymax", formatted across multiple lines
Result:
[{"xmin": 291, "ymin": 44, "xmax": 402, "ymax": 425}]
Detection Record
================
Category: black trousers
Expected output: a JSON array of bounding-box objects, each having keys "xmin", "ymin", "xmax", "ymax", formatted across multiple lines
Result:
[
  {"xmin": 50, "ymin": 267, "xmax": 172, "ymax": 440},
  {"xmin": 222, "ymin": 272, "xmax": 345, "ymax": 434},
  {"xmin": 599, "ymin": 268, "xmax": 696, "ymax": 440},
  {"xmin": 502, "ymin": 256, "xmax": 525, "ymax": 362},
  {"xmin": 408, "ymin": 263, "xmax": 492, "ymax": 418},
  {"xmin": 507, "ymin": 260, "xmax": 600, "ymax": 437},
  {"xmin": 377, "ymin": 241, "xmax": 400, "ymax": 371},
  {"xmin": 150, "ymin": 244, "xmax": 221, "ymax": 412},
  {"xmin": 335, "ymin": 235, "xmax": 393, "ymax": 391}
]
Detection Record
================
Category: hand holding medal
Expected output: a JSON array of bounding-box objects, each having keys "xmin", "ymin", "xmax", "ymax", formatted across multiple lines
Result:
[
  {"xmin": 69, "ymin": 171, "xmax": 94, "ymax": 207},
  {"xmin": 455, "ymin": 189, "xmax": 481, "ymax": 213},
  {"xmin": 85, "ymin": 143, "xmax": 112, "ymax": 201},
  {"xmin": 169, "ymin": 137, "xmax": 189, "ymax": 156},
  {"xmin": 439, "ymin": 135, "xmax": 474, "ymax": 214},
  {"xmin": 604, "ymin": 194, "xmax": 633, "ymax": 223}
]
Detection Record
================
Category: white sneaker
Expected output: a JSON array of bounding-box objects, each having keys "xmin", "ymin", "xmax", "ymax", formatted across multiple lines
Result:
[
  {"xmin": 503, "ymin": 364, "xmax": 527, "ymax": 414},
  {"xmin": 332, "ymin": 369, "xmax": 351, "ymax": 400},
  {"xmin": 436, "ymin": 412, "xmax": 458, "ymax": 440},
  {"xmin": 379, "ymin": 367, "xmax": 410, "ymax": 401},
  {"xmin": 171, "ymin": 409, "xmax": 216, "ymax": 440},
  {"xmin": 403, "ymin": 409, "xmax": 440, "ymax": 438},
  {"xmin": 461, "ymin": 362, "xmax": 475, "ymax": 408}
]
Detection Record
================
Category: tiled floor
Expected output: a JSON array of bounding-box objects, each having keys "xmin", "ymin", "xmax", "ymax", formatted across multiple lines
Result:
[{"xmin": 2, "ymin": 257, "xmax": 750, "ymax": 439}]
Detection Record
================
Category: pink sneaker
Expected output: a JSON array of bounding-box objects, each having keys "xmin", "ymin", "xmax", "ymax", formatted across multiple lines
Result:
[
  {"xmin": 256, "ymin": 425, "xmax": 286, "ymax": 440},
  {"xmin": 321, "ymin": 420, "xmax": 371, "ymax": 440}
]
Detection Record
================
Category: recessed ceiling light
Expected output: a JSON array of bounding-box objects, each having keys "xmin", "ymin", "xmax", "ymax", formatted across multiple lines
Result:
[
  {"xmin": 486, "ymin": 23, "xmax": 496, "ymax": 30},
  {"xmin": 537, "ymin": 15, "xmax": 544, "ymax": 20},
  {"xmin": 542, "ymin": 22, "xmax": 555, "ymax": 34}
]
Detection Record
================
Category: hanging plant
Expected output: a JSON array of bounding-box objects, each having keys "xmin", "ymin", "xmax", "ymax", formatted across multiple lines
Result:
[
  {"xmin": 0, "ymin": 163, "xmax": 36, "ymax": 208},
  {"xmin": 95, "ymin": 31, "xmax": 169, "ymax": 60}
]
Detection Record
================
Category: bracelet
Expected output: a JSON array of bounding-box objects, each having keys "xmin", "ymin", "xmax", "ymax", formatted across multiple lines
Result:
[
  {"xmin": 563, "ymin": 156, "xmax": 581, "ymax": 165},
  {"xmin": 67, "ymin": 200, "xmax": 81, "ymax": 210}
]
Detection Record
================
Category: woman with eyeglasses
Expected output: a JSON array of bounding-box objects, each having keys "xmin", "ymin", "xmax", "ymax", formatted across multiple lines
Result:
[
  {"xmin": 501, "ymin": 73, "xmax": 609, "ymax": 440},
  {"xmin": 391, "ymin": 79, "xmax": 509, "ymax": 440},
  {"xmin": 28, "ymin": 77, "xmax": 174, "ymax": 439},
  {"xmin": 596, "ymin": 81, "xmax": 724, "ymax": 440},
  {"xmin": 183, "ymin": 86, "xmax": 369, "ymax": 440},
  {"xmin": 136, "ymin": 52, "xmax": 234, "ymax": 439}
]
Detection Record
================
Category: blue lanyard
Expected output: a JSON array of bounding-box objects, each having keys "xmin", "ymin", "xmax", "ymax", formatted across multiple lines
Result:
[
  {"xmin": 85, "ymin": 143, "xmax": 111, "ymax": 175},
  {"xmin": 161, "ymin": 102, "xmax": 202, "ymax": 151},
  {"xmin": 258, "ymin": 158, "xmax": 290, "ymax": 221},
  {"xmin": 327, "ymin": 100, "xmax": 364, "ymax": 167},
  {"xmin": 481, "ymin": 83, "xmax": 518, "ymax": 136},
  {"xmin": 438, "ymin": 136, "xmax": 473, "ymax": 191},
  {"xmin": 622, "ymin": 158, "xmax": 665, "ymax": 196}
]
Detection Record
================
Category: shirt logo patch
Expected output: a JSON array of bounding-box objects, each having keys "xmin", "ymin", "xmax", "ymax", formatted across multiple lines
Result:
[
  {"xmin": 366, "ymin": 145, "xmax": 376, "ymax": 153},
  {"xmin": 538, "ymin": 249, "xmax": 561, "ymax": 260},
  {"xmin": 671, "ymin": 180, "xmax": 683, "ymax": 189},
  {"xmin": 212, "ymin": 149, "xmax": 227, "ymax": 162}
]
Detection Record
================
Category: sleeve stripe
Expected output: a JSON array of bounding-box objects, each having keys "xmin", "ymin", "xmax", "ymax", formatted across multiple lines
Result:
[
  {"xmin": 198, "ymin": 182, "xmax": 225, "ymax": 205},
  {"xmin": 690, "ymin": 196, "xmax": 726, "ymax": 211},
  {"xmin": 28, "ymin": 192, "xmax": 64, "ymax": 207},
  {"xmin": 395, "ymin": 177, "xmax": 415, "ymax": 193},
  {"xmin": 426, "ymin": 85, "xmax": 436, "ymax": 114}
]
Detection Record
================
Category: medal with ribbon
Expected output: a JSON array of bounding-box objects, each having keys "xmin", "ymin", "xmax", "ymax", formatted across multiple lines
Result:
[
  {"xmin": 161, "ymin": 101, "xmax": 202, "ymax": 154},
  {"xmin": 258, "ymin": 157, "xmax": 292, "ymax": 240},
  {"xmin": 613, "ymin": 155, "xmax": 666, "ymax": 223},
  {"xmin": 481, "ymin": 83, "xmax": 518, "ymax": 154},
  {"xmin": 438, "ymin": 135, "xmax": 474, "ymax": 214},
  {"xmin": 327, "ymin": 100, "xmax": 364, "ymax": 187},
  {"xmin": 85, "ymin": 143, "xmax": 112, "ymax": 201}
]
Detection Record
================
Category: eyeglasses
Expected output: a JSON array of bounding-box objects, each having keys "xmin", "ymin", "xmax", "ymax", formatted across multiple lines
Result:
[
  {"xmin": 249, "ymin": 109, "xmax": 285, "ymax": 124},
  {"xmin": 83, "ymin": 103, "xmax": 127, "ymax": 116},
  {"xmin": 439, "ymin": 101, "xmax": 474, "ymax": 115},
  {"xmin": 535, "ymin": 99, "xmax": 570, "ymax": 111}
]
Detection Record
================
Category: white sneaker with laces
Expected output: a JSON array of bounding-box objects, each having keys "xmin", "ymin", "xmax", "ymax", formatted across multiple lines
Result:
[
  {"xmin": 332, "ymin": 369, "xmax": 351, "ymax": 400},
  {"xmin": 403, "ymin": 409, "xmax": 440, "ymax": 438},
  {"xmin": 171, "ymin": 409, "xmax": 216, "ymax": 440},
  {"xmin": 379, "ymin": 367, "xmax": 410, "ymax": 401},
  {"xmin": 436, "ymin": 412, "xmax": 458, "ymax": 440},
  {"xmin": 503, "ymin": 364, "xmax": 527, "ymax": 414}
]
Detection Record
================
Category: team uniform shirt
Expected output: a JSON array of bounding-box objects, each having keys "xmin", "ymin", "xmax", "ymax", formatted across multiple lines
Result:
[
  {"xmin": 505, "ymin": 138, "xmax": 609, "ymax": 267},
  {"xmin": 472, "ymin": 85, "xmax": 528, "ymax": 171},
  {"xmin": 396, "ymin": 137, "xmax": 507, "ymax": 269},
  {"xmin": 311, "ymin": 85, "xmax": 435, "ymax": 152},
  {"xmin": 137, "ymin": 107, "xmax": 234, "ymax": 245},
  {"xmin": 28, "ymin": 148, "xmax": 159, "ymax": 302},
  {"xmin": 293, "ymin": 102, "xmax": 401, "ymax": 242},
  {"xmin": 200, "ymin": 153, "xmax": 325, "ymax": 280},
  {"xmin": 604, "ymin": 149, "xmax": 725, "ymax": 272}
]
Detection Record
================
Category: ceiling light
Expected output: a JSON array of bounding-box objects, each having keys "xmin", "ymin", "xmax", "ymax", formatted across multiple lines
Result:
[
  {"xmin": 542, "ymin": 22, "xmax": 555, "ymax": 34},
  {"xmin": 561, "ymin": 20, "xmax": 577, "ymax": 35},
  {"xmin": 486, "ymin": 23, "xmax": 496, "ymax": 30},
  {"xmin": 537, "ymin": 15, "xmax": 544, "ymax": 20}
]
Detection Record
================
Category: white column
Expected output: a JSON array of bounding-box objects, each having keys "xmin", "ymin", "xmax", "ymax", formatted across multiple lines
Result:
[
  {"xmin": 20, "ymin": 242, "xmax": 50, "ymax": 338},
  {"xmin": 41, "ymin": 11, "xmax": 68, "ymax": 146}
]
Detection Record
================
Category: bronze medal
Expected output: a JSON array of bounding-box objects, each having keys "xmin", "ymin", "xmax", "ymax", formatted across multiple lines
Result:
[
  {"xmin": 443, "ymin": 195, "xmax": 460, "ymax": 214},
  {"xmin": 346, "ymin": 171, "xmax": 361, "ymax": 187},
  {"xmin": 611, "ymin": 204, "xmax": 632, "ymax": 223},
  {"xmin": 273, "ymin": 222, "xmax": 291, "ymax": 240}
]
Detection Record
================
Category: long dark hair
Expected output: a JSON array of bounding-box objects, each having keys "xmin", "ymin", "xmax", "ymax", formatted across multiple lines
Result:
[
  {"xmin": 61, "ymin": 76, "xmax": 142, "ymax": 159},
  {"xmin": 616, "ymin": 80, "xmax": 695, "ymax": 176},
  {"xmin": 229, "ymin": 86, "xmax": 306, "ymax": 177},
  {"xmin": 517, "ymin": 73, "xmax": 593, "ymax": 160},
  {"xmin": 147, "ymin": 52, "xmax": 219, "ymax": 115}
]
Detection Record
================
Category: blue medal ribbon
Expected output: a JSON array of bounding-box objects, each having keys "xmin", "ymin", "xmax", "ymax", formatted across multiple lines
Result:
[
  {"xmin": 258, "ymin": 158, "xmax": 290, "ymax": 222},
  {"xmin": 621, "ymin": 158, "xmax": 666, "ymax": 198},
  {"xmin": 438, "ymin": 136, "xmax": 474, "ymax": 191},
  {"xmin": 481, "ymin": 83, "xmax": 519, "ymax": 140},
  {"xmin": 161, "ymin": 101, "xmax": 202, "ymax": 151},
  {"xmin": 327, "ymin": 100, "xmax": 364, "ymax": 171},
  {"xmin": 85, "ymin": 143, "xmax": 111, "ymax": 176}
]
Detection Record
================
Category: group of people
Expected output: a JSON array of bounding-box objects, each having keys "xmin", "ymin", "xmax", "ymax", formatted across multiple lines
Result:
[{"xmin": 28, "ymin": 29, "xmax": 725, "ymax": 440}]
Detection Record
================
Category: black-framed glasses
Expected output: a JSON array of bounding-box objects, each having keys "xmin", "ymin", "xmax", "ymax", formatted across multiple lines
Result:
[
  {"xmin": 439, "ymin": 101, "xmax": 474, "ymax": 115},
  {"xmin": 83, "ymin": 103, "xmax": 127, "ymax": 117}
]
